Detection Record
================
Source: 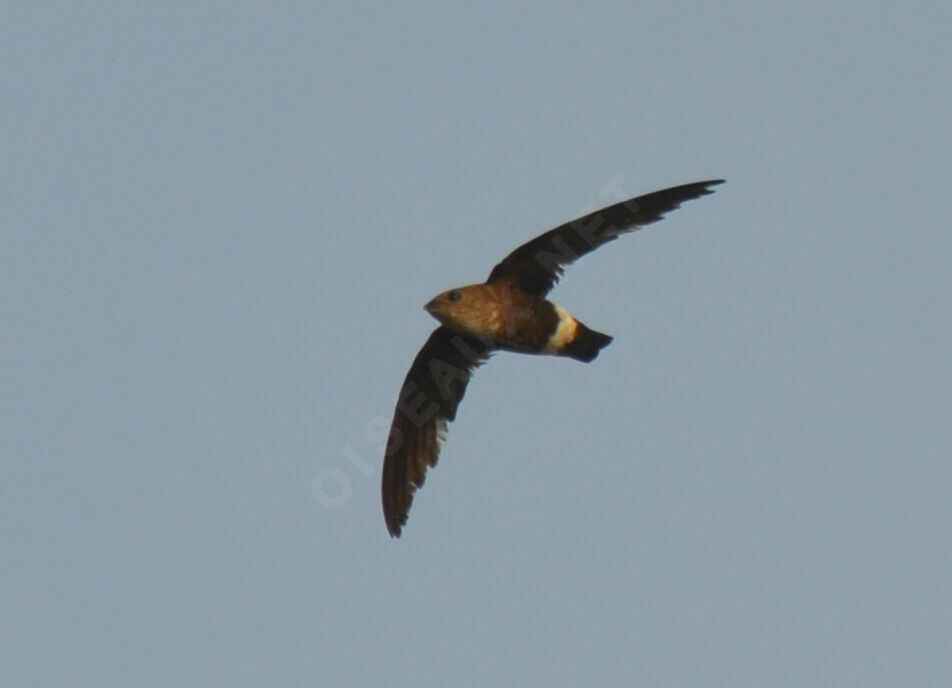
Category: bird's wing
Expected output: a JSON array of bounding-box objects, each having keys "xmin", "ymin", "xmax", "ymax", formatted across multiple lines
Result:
[
  {"xmin": 382, "ymin": 326, "xmax": 493, "ymax": 537},
  {"xmin": 486, "ymin": 180, "xmax": 724, "ymax": 296}
]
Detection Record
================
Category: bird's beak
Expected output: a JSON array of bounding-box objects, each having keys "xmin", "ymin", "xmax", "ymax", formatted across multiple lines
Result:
[{"xmin": 424, "ymin": 297, "xmax": 450, "ymax": 325}]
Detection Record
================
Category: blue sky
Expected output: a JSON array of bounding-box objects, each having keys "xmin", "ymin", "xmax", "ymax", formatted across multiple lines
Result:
[{"xmin": 3, "ymin": 3, "xmax": 950, "ymax": 686}]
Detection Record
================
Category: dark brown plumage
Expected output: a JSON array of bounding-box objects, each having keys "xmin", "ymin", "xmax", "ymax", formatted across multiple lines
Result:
[{"xmin": 382, "ymin": 179, "xmax": 724, "ymax": 536}]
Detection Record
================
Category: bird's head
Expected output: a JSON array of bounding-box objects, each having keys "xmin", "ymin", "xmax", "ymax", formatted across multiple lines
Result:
[{"xmin": 423, "ymin": 285, "xmax": 500, "ymax": 338}]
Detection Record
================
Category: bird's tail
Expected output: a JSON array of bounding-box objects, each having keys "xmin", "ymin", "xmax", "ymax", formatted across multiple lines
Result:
[{"xmin": 563, "ymin": 323, "xmax": 613, "ymax": 362}]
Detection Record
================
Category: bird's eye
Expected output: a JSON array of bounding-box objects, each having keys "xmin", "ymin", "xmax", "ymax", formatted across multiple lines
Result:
[{"xmin": 447, "ymin": 290, "xmax": 462, "ymax": 302}]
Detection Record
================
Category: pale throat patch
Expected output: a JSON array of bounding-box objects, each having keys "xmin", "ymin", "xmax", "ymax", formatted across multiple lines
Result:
[{"xmin": 545, "ymin": 304, "xmax": 579, "ymax": 353}]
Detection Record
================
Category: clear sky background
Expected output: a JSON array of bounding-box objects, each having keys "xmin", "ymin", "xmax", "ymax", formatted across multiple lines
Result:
[{"xmin": 3, "ymin": 3, "xmax": 950, "ymax": 686}]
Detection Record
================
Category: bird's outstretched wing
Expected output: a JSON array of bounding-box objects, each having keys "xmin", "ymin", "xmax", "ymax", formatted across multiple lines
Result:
[
  {"xmin": 382, "ymin": 326, "xmax": 493, "ymax": 537},
  {"xmin": 486, "ymin": 180, "xmax": 725, "ymax": 296}
]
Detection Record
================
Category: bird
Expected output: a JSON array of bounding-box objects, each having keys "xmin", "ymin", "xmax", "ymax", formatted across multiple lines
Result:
[{"xmin": 381, "ymin": 179, "xmax": 724, "ymax": 536}]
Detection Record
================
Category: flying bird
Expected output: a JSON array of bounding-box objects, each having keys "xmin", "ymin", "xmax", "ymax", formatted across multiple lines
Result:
[{"xmin": 382, "ymin": 179, "xmax": 724, "ymax": 536}]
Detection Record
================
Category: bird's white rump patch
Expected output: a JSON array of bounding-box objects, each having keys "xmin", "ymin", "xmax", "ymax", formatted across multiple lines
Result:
[{"xmin": 545, "ymin": 305, "xmax": 579, "ymax": 353}]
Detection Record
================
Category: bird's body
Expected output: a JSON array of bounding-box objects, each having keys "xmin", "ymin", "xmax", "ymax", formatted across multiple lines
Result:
[
  {"xmin": 423, "ymin": 282, "xmax": 610, "ymax": 361},
  {"xmin": 382, "ymin": 179, "xmax": 725, "ymax": 536}
]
